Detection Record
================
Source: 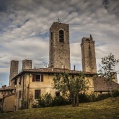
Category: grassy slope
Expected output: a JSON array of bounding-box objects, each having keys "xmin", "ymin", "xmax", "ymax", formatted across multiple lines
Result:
[{"xmin": 0, "ymin": 97, "xmax": 119, "ymax": 119}]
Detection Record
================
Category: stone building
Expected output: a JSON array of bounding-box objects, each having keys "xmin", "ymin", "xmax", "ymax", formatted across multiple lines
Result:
[
  {"xmin": 0, "ymin": 85, "xmax": 15, "ymax": 112},
  {"xmin": 81, "ymin": 35, "xmax": 97, "ymax": 73},
  {"xmin": 11, "ymin": 68, "xmax": 94, "ymax": 109},
  {"xmin": 2, "ymin": 21, "xmax": 119, "ymax": 110},
  {"xmin": 49, "ymin": 22, "xmax": 70, "ymax": 69},
  {"xmin": 9, "ymin": 60, "xmax": 19, "ymax": 86},
  {"xmin": 22, "ymin": 59, "xmax": 32, "ymax": 70}
]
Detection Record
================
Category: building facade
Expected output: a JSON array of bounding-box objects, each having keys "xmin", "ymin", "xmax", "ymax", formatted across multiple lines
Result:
[{"xmin": 11, "ymin": 68, "xmax": 94, "ymax": 109}]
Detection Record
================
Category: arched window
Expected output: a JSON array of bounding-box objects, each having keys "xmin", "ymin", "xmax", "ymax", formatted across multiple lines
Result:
[{"xmin": 59, "ymin": 30, "xmax": 64, "ymax": 42}]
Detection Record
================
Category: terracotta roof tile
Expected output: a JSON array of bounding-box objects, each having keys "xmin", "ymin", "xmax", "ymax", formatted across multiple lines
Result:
[{"xmin": 93, "ymin": 77, "xmax": 119, "ymax": 92}]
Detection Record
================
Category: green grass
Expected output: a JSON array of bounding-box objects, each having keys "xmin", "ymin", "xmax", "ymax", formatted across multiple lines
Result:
[{"xmin": 0, "ymin": 97, "xmax": 119, "ymax": 119}]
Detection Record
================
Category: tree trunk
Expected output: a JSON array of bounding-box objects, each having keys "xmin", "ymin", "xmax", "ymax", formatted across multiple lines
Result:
[{"xmin": 76, "ymin": 94, "xmax": 79, "ymax": 106}]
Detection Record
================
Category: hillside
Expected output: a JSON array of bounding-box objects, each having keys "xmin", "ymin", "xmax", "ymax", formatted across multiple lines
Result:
[{"xmin": 0, "ymin": 97, "xmax": 119, "ymax": 119}]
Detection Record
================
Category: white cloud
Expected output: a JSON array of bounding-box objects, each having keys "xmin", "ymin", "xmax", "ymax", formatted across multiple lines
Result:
[{"xmin": 0, "ymin": 0, "xmax": 119, "ymax": 86}]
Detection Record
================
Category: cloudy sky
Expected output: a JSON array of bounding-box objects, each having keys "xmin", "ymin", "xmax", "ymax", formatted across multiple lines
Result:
[{"xmin": 0, "ymin": 0, "xmax": 119, "ymax": 87}]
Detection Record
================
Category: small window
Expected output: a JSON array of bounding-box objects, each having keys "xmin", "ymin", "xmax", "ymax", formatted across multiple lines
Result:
[
  {"xmin": 55, "ymin": 91, "xmax": 60, "ymax": 97},
  {"xmin": 19, "ymin": 91, "xmax": 21, "ymax": 98},
  {"xmin": 36, "ymin": 75, "xmax": 40, "ymax": 81},
  {"xmin": 32, "ymin": 74, "xmax": 43, "ymax": 82},
  {"xmin": 59, "ymin": 30, "xmax": 64, "ymax": 42},
  {"xmin": 35, "ymin": 90, "xmax": 41, "ymax": 99}
]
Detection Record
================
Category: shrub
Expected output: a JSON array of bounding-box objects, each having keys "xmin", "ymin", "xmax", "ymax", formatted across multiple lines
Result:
[
  {"xmin": 32, "ymin": 100, "xmax": 39, "ymax": 108},
  {"xmin": 37, "ymin": 93, "xmax": 53, "ymax": 107},
  {"xmin": 33, "ymin": 93, "xmax": 71, "ymax": 108},
  {"xmin": 52, "ymin": 96, "xmax": 71, "ymax": 106},
  {"xmin": 78, "ymin": 93, "xmax": 89, "ymax": 103},
  {"xmin": 21, "ymin": 100, "xmax": 28, "ymax": 109},
  {"xmin": 112, "ymin": 90, "xmax": 119, "ymax": 97},
  {"xmin": 89, "ymin": 93, "xmax": 97, "ymax": 102},
  {"xmin": 97, "ymin": 93, "xmax": 111, "ymax": 101}
]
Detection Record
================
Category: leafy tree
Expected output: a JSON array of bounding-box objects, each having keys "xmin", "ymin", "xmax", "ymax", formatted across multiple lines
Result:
[
  {"xmin": 98, "ymin": 53, "xmax": 119, "ymax": 81},
  {"xmin": 53, "ymin": 72, "xmax": 89, "ymax": 107},
  {"xmin": 98, "ymin": 53, "xmax": 119, "ymax": 91}
]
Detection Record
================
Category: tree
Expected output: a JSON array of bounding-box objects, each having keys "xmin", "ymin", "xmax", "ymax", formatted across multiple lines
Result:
[
  {"xmin": 98, "ymin": 53, "xmax": 119, "ymax": 91},
  {"xmin": 53, "ymin": 72, "xmax": 89, "ymax": 107}
]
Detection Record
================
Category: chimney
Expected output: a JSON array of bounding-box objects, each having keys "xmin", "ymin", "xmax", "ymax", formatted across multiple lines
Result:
[
  {"xmin": 74, "ymin": 65, "xmax": 75, "ymax": 71},
  {"xmin": 2, "ymin": 85, "xmax": 6, "ymax": 89}
]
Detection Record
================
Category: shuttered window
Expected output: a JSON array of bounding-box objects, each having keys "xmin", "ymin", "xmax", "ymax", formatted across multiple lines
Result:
[
  {"xmin": 35, "ymin": 90, "xmax": 41, "ymax": 99},
  {"xmin": 32, "ymin": 74, "xmax": 44, "ymax": 82}
]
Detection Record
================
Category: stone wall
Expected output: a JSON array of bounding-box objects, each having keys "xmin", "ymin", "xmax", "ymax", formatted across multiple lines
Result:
[
  {"xmin": 10, "ymin": 60, "xmax": 19, "ymax": 85},
  {"xmin": 49, "ymin": 22, "xmax": 70, "ymax": 69},
  {"xmin": 3, "ymin": 94, "xmax": 15, "ymax": 112},
  {"xmin": 81, "ymin": 36, "xmax": 97, "ymax": 73},
  {"xmin": 22, "ymin": 59, "xmax": 32, "ymax": 70}
]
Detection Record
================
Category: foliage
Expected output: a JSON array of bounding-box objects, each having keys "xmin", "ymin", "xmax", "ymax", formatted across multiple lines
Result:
[
  {"xmin": 35, "ymin": 93, "xmax": 53, "ymax": 108},
  {"xmin": 53, "ymin": 72, "xmax": 89, "ymax": 106},
  {"xmin": 32, "ymin": 94, "xmax": 71, "ymax": 108},
  {"xmin": 32, "ymin": 100, "xmax": 39, "ymax": 108},
  {"xmin": 112, "ymin": 89, "xmax": 119, "ymax": 97},
  {"xmin": 21, "ymin": 100, "xmax": 28, "ymax": 109},
  {"xmin": 97, "ymin": 93, "xmax": 111, "ymax": 101},
  {"xmin": 88, "ymin": 93, "xmax": 97, "ymax": 102},
  {"xmin": 52, "ymin": 96, "xmax": 71, "ymax": 106},
  {"xmin": 98, "ymin": 53, "xmax": 119, "ymax": 82},
  {"xmin": 78, "ymin": 93, "xmax": 89, "ymax": 103}
]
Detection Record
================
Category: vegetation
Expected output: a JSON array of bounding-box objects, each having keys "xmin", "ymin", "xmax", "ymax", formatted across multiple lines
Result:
[
  {"xmin": 98, "ymin": 53, "xmax": 119, "ymax": 82},
  {"xmin": 32, "ymin": 93, "xmax": 71, "ymax": 108},
  {"xmin": 53, "ymin": 72, "xmax": 88, "ymax": 106},
  {"xmin": 0, "ymin": 97, "xmax": 119, "ymax": 119}
]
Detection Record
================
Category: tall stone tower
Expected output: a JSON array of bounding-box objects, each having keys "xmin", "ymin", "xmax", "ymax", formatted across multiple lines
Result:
[
  {"xmin": 49, "ymin": 22, "xmax": 70, "ymax": 69},
  {"xmin": 81, "ymin": 35, "xmax": 97, "ymax": 73},
  {"xmin": 22, "ymin": 59, "xmax": 32, "ymax": 70},
  {"xmin": 10, "ymin": 60, "xmax": 19, "ymax": 85}
]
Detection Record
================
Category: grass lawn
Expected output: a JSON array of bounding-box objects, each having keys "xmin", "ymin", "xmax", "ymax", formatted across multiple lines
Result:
[{"xmin": 0, "ymin": 97, "xmax": 119, "ymax": 119}]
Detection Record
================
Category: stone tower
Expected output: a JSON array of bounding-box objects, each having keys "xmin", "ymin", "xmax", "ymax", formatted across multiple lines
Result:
[
  {"xmin": 49, "ymin": 22, "xmax": 70, "ymax": 69},
  {"xmin": 81, "ymin": 35, "xmax": 97, "ymax": 73},
  {"xmin": 10, "ymin": 60, "xmax": 19, "ymax": 84},
  {"xmin": 22, "ymin": 59, "xmax": 32, "ymax": 70}
]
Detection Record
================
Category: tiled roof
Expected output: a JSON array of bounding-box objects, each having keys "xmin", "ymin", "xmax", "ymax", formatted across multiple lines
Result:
[
  {"xmin": 93, "ymin": 77, "xmax": 119, "ymax": 92},
  {"xmin": 12, "ymin": 68, "xmax": 96, "ymax": 80},
  {"xmin": 0, "ymin": 86, "xmax": 15, "ymax": 91}
]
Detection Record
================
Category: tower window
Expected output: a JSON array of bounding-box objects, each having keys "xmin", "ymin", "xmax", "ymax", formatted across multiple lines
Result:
[{"xmin": 59, "ymin": 30, "xmax": 64, "ymax": 42}]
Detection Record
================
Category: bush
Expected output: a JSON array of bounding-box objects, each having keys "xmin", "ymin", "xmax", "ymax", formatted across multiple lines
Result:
[
  {"xmin": 78, "ymin": 93, "xmax": 90, "ymax": 103},
  {"xmin": 97, "ymin": 93, "xmax": 111, "ymax": 101},
  {"xmin": 112, "ymin": 90, "xmax": 119, "ymax": 97},
  {"xmin": 89, "ymin": 93, "xmax": 97, "ymax": 102},
  {"xmin": 37, "ymin": 93, "xmax": 53, "ymax": 107},
  {"xmin": 21, "ymin": 100, "xmax": 28, "ymax": 109},
  {"xmin": 32, "ymin": 100, "xmax": 39, "ymax": 108},
  {"xmin": 52, "ymin": 96, "xmax": 71, "ymax": 106},
  {"xmin": 32, "ymin": 93, "xmax": 71, "ymax": 108}
]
